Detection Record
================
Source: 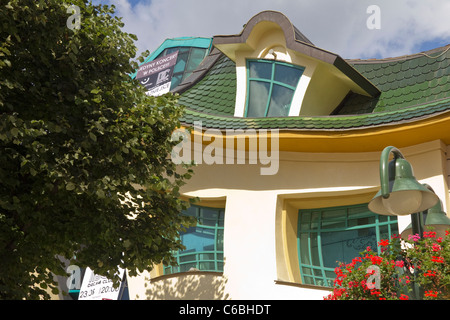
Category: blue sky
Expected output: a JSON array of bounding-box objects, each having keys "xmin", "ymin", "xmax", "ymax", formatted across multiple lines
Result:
[{"xmin": 93, "ymin": 0, "xmax": 450, "ymax": 60}]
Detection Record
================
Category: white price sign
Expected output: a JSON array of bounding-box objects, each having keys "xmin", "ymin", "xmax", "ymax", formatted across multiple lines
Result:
[{"xmin": 78, "ymin": 267, "xmax": 125, "ymax": 300}]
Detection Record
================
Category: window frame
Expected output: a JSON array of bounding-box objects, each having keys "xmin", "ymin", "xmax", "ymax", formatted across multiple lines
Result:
[
  {"xmin": 245, "ymin": 59, "xmax": 304, "ymax": 117},
  {"xmin": 164, "ymin": 205, "xmax": 225, "ymax": 275},
  {"xmin": 157, "ymin": 46, "xmax": 208, "ymax": 90},
  {"xmin": 297, "ymin": 203, "xmax": 398, "ymax": 287}
]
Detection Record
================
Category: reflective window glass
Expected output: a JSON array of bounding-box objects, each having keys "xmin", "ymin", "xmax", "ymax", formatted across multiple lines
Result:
[
  {"xmin": 164, "ymin": 206, "xmax": 225, "ymax": 275},
  {"xmin": 298, "ymin": 204, "xmax": 398, "ymax": 287},
  {"xmin": 246, "ymin": 60, "xmax": 304, "ymax": 117}
]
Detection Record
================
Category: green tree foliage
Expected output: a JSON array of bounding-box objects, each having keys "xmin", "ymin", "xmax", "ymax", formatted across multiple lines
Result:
[{"xmin": 0, "ymin": 0, "xmax": 195, "ymax": 299}]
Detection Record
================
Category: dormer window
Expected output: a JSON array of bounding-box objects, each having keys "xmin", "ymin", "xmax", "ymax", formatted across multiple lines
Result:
[{"xmin": 245, "ymin": 60, "xmax": 304, "ymax": 117}]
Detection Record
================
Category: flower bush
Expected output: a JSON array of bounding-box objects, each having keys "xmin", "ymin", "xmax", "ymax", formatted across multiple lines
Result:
[{"xmin": 324, "ymin": 229, "xmax": 450, "ymax": 300}]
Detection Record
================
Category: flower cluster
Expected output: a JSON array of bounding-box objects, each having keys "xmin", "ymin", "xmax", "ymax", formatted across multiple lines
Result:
[{"xmin": 325, "ymin": 228, "xmax": 450, "ymax": 300}]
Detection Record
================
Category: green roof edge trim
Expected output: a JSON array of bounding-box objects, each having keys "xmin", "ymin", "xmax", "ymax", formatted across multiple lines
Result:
[
  {"xmin": 130, "ymin": 37, "xmax": 213, "ymax": 78},
  {"xmin": 179, "ymin": 97, "xmax": 450, "ymax": 131}
]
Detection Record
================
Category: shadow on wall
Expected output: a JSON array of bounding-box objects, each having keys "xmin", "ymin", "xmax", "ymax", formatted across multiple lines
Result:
[{"xmin": 142, "ymin": 272, "xmax": 229, "ymax": 300}]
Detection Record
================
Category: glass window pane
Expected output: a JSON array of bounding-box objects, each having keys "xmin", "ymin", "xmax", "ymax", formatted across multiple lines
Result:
[
  {"xmin": 300, "ymin": 212, "xmax": 311, "ymax": 230},
  {"xmin": 299, "ymin": 232, "xmax": 311, "ymax": 265},
  {"xmin": 303, "ymin": 276, "xmax": 315, "ymax": 285},
  {"xmin": 179, "ymin": 254, "xmax": 197, "ymax": 263},
  {"xmin": 167, "ymin": 47, "xmax": 180, "ymax": 54},
  {"xmin": 181, "ymin": 227, "xmax": 215, "ymax": 252},
  {"xmin": 302, "ymin": 267, "xmax": 313, "ymax": 276},
  {"xmin": 298, "ymin": 204, "xmax": 399, "ymax": 287},
  {"xmin": 170, "ymin": 74, "xmax": 183, "ymax": 90},
  {"xmin": 216, "ymin": 229, "xmax": 224, "ymax": 251},
  {"xmin": 199, "ymin": 262, "xmax": 215, "ymax": 270},
  {"xmin": 322, "ymin": 208, "xmax": 346, "ymax": 220},
  {"xmin": 199, "ymin": 207, "xmax": 219, "ymax": 226},
  {"xmin": 266, "ymin": 84, "xmax": 294, "ymax": 117},
  {"xmin": 321, "ymin": 229, "xmax": 363, "ymax": 267},
  {"xmin": 174, "ymin": 52, "xmax": 188, "ymax": 73},
  {"xmin": 184, "ymin": 206, "xmax": 198, "ymax": 217},
  {"xmin": 165, "ymin": 206, "xmax": 224, "ymax": 275},
  {"xmin": 249, "ymin": 61, "xmax": 272, "ymax": 79},
  {"xmin": 180, "ymin": 263, "xmax": 197, "ymax": 272},
  {"xmin": 247, "ymin": 81, "xmax": 270, "ymax": 117},
  {"xmin": 186, "ymin": 48, "xmax": 207, "ymax": 72},
  {"xmin": 311, "ymin": 212, "xmax": 320, "ymax": 230},
  {"xmin": 379, "ymin": 224, "xmax": 392, "ymax": 241},
  {"xmin": 274, "ymin": 64, "xmax": 303, "ymax": 87},
  {"xmin": 310, "ymin": 232, "xmax": 320, "ymax": 266}
]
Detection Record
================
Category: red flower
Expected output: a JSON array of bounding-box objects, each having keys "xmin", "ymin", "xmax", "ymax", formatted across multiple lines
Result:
[
  {"xmin": 431, "ymin": 256, "xmax": 444, "ymax": 263},
  {"xmin": 423, "ymin": 231, "xmax": 437, "ymax": 238},
  {"xmin": 432, "ymin": 243, "xmax": 441, "ymax": 252},
  {"xmin": 370, "ymin": 256, "xmax": 383, "ymax": 265},
  {"xmin": 395, "ymin": 260, "xmax": 404, "ymax": 268},
  {"xmin": 352, "ymin": 257, "xmax": 362, "ymax": 264},
  {"xmin": 378, "ymin": 239, "xmax": 389, "ymax": 247},
  {"xmin": 370, "ymin": 289, "xmax": 381, "ymax": 296},
  {"xmin": 399, "ymin": 294, "xmax": 409, "ymax": 300},
  {"xmin": 424, "ymin": 270, "xmax": 437, "ymax": 277},
  {"xmin": 425, "ymin": 291, "xmax": 438, "ymax": 298}
]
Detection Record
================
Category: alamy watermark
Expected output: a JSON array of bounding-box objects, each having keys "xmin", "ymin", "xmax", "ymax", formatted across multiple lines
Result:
[
  {"xmin": 366, "ymin": 265, "xmax": 381, "ymax": 289},
  {"xmin": 66, "ymin": 5, "xmax": 81, "ymax": 30},
  {"xmin": 66, "ymin": 264, "xmax": 82, "ymax": 290},
  {"xmin": 171, "ymin": 121, "xmax": 279, "ymax": 176},
  {"xmin": 366, "ymin": 5, "xmax": 381, "ymax": 30}
]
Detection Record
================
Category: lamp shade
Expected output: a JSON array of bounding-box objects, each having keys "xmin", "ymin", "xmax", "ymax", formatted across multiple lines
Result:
[
  {"xmin": 368, "ymin": 157, "xmax": 439, "ymax": 216},
  {"xmin": 401, "ymin": 200, "xmax": 450, "ymax": 239}
]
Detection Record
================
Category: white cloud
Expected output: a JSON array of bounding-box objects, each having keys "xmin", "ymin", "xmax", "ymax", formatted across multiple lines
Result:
[{"xmin": 95, "ymin": 0, "xmax": 450, "ymax": 59}]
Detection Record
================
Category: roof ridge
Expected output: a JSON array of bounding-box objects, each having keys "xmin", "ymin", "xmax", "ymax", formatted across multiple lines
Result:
[{"xmin": 347, "ymin": 44, "xmax": 450, "ymax": 64}]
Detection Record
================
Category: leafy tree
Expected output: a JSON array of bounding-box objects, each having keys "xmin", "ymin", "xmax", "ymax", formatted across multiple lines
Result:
[{"xmin": 0, "ymin": 0, "xmax": 195, "ymax": 299}]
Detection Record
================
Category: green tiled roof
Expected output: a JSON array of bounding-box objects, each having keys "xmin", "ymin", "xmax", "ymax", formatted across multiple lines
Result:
[
  {"xmin": 181, "ymin": 98, "xmax": 450, "ymax": 130},
  {"xmin": 178, "ymin": 53, "xmax": 236, "ymax": 116},
  {"xmin": 176, "ymin": 45, "xmax": 450, "ymax": 130},
  {"xmin": 345, "ymin": 46, "xmax": 450, "ymax": 114}
]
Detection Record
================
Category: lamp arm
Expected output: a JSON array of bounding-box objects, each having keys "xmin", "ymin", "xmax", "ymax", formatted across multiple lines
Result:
[
  {"xmin": 422, "ymin": 183, "xmax": 435, "ymax": 193},
  {"xmin": 380, "ymin": 146, "xmax": 405, "ymax": 199}
]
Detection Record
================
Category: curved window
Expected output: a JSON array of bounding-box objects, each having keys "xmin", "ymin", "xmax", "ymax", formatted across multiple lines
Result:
[
  {"xmin": 157, "ymin": 47, "xmax": 208, "ymax": 90},
  {"xmin": 164, "ymin": 205, "xmax": 224, "ymax": 275},
  {"xmin": 245, "ymin": 60, "xmax": 304, "ymax": 117},
  {"xmin": 297, "ymin": 203, "xmax": 398, "ymax": 287}
]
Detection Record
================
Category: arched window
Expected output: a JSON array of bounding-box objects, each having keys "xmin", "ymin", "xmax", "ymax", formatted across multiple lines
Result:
[
  {"xmin": 245, "ymin": 60, "xmax": 304, "ymax": 117},
  {"xmin": 297, "ymin": 203, "xmax": 398, "ymax": 287},
  {"xmin": 164, "ymin": 205, "xmax": 224, "ymax": 274}
]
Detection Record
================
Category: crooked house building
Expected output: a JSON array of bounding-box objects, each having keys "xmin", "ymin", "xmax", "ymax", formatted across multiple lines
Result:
[{"xmin": 65, "ymin": 11, "xmax": 450, "ymax": 300}]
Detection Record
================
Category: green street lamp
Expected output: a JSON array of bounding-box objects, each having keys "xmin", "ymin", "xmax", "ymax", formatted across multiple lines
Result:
[
  {"xmin": 367, "ymin": 146, "xmax": 450, "ymax": 239},
  {"xmin": 401, "ymin": 198, "xmax": 450, "ymax": 240},
  {"xmin": 368, "ymin": 146, "xmax": 450, "ymax": 300},
  {"xmin": 368, "ymin": 146, "xmax": 439, "ymax": 217}
]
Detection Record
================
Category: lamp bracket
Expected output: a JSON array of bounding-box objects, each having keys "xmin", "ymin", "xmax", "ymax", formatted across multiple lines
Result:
[{"xmin": 380, "ymin": 146, "xmax": 405, "ymax": 199}]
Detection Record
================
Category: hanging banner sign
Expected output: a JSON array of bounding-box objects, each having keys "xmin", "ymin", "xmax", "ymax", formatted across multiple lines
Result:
[
  {"xmin": 136, "ymin": 51, "xmax": 178, "ymax": 96},
  {"xmin": 78, "ymin": 267, "xmax": 125, "ymax": 300}
]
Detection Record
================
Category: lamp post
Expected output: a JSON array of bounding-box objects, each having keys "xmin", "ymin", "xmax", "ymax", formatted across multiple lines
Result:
[
  {"xmin": 368, "ymin": 146, "xmax": 443, "ymax": 236},
  {"xmin": 368, "ymin": 146, "xmax": 450, "ymax": 299}
]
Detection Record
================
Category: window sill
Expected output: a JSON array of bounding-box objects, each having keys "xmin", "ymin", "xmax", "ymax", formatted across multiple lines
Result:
[
  {"xmin": 274, "ymin": 279, "xmax": 331, "ymax": 292},
  {"xmin": 150, "ymin": 271, "xmax": 224, "ymax": 283}
]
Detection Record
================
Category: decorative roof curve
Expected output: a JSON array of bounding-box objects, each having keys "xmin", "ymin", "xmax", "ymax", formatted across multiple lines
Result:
[{"xmin": 212, "ymin": 10, "xmax": 381, "ymax": 98}]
